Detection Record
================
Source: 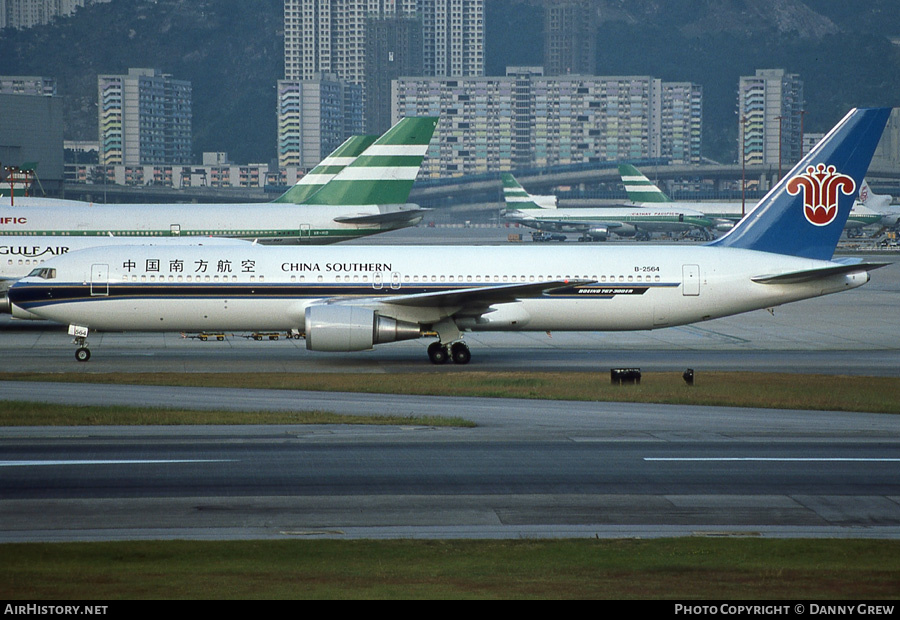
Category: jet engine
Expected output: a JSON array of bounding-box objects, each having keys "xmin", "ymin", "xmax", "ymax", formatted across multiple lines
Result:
[
  {"xmin": 304, "ymin": 305, "xmax": 422, "ymax": 352},
  {"xmin": 582, "ymin": 226, "xmax": 609, "ymax": 241}
]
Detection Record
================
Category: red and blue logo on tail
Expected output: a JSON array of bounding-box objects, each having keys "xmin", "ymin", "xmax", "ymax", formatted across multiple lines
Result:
[{"xmin": 709, "ymin": 108, "xmax": 891, "ymax": 260}]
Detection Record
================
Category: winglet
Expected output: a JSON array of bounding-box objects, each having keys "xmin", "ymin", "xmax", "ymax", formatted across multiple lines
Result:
[
  {"xmin": 708, "ymin": 108, "xmax": 891, "ymax": 260},
  {"xmin": 303, "ymin": 116, "xmax": 438, "ymax": 206},
  {"xmin": 273, "ymin": 134, "xmax": 378, "ymax": 204},
  {"xmin": 618, "ymin": 164, "xmax": 671, "ymax": 203}
]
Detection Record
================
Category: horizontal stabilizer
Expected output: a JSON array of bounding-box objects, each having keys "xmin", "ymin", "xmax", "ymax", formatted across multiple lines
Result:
[
  {"xmin": 751, "ymin": 262, "xmax": 889, "ymax": 284},
  {"xmin": 333, "ymin": 205, "xmax": 427, "ymax": 225}
]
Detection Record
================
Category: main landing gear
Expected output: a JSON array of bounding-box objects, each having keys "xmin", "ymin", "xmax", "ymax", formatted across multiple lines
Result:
[{"xmin": 427, "ymin": 341, "xmax": 471, "ymax": 365}]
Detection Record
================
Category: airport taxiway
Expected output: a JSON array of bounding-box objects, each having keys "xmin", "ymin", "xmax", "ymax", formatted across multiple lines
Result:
[{"xmin": 1, "ymin": 227, "xmax": 898, "ymax": 541}]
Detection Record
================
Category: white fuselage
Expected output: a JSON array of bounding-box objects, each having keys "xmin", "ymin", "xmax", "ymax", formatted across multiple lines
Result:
[
  {"xmin": 11, "ymin": 244, "xmax": 869, "ymax": 336},
  {"xmin": 0, "ymin": 201, "xmax": 420, "ymax": 245},
  {"xmin": 0, "ymin": 235, "xmax": 249, "ymax": 283},
  {"xmin": 506, "ymin": 207, "xmax": 712, "ymax": 235}
]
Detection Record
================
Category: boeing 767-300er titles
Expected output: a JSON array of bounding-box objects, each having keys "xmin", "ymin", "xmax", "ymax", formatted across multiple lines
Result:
[
  {"xmin": 8, "ymin": 108, "xmax": 892, "ymax": 365},
  {"xmin": 0, "ymin": 116, "xmax": 436, "ymax": 244}
]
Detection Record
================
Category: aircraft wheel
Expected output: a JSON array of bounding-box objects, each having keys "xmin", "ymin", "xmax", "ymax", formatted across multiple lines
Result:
[
  {"xmin": 450, "ymin": 342, "xmax": 471, "ymax": 365},
  {"xmin": 75, "ymin": 347, "xmax": 91, "ymax": 362},
  {"xmin": 427, "ymin": 342, "xmax": 449, "ymax": 364}
]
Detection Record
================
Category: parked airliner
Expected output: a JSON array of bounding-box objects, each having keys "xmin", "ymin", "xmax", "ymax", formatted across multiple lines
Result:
[
  {"xmin": 620, "ymin": 163, "xmax": 890, "ymax": 232},
  {"xmin": 0, "ymin": 117, "xmax": 436, "ymax": 244},
  {"xmin": 502, "ymin": 173, "xmax": 712, "ymax": 240},
  {"xmin": 8, "ymin": 108, "xmax": 891, "ymax": 365}
]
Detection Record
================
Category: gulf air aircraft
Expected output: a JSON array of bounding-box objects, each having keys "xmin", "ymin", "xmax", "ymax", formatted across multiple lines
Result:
[
  {"xmin": 501, "ymin": 173, "xmax": 712, "ymax": 240},
  {"xmin": 620, "ymin": 163, "xmax": 888, "ymax": 232},
  {"xmin": 0, "ymin": 117, "xmax": 436, "ymax": 244},
  {"xmin": 8, "ymin": 108, "xmax": 891, "ymax": 365}
]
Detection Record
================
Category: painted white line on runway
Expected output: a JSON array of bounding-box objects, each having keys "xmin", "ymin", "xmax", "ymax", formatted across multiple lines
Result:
[
  {"xmin": 0, "ymin": 460, "xmax": 235, "ymax": 467},
  {"xmin": 644, "ymin": 458, "xmax": 900, "ymax": 462}
]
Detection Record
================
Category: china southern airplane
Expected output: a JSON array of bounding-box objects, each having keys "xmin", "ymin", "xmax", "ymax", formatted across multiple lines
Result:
[
  {"xmin": 0, "ymin": 236, "xmax": 249, "ymax": 314},
  {"xmin": 0, "ymin": 116, "xmax": 436, "ymax": 244},
  {"xmin": 8, "ymin": 108, "xmax": 891, "ymax": 365},
  {"xmin": 502, "ymin": 173, "xmax": 712, "ymax": 240},
  {"xmin": 620, "ymin": 163, "xmax": 889, "ymax": 232}
]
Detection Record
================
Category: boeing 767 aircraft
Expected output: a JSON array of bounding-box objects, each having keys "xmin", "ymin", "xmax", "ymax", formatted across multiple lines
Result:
[{"xmin": 8, "ymin": 108, "xmax": 891, "ymax": 365}]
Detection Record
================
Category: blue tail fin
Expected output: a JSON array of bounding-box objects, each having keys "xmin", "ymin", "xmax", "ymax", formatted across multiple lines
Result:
[{"xmin": 709, "ymin": 108, "xmax": 891, "ymax": 260}]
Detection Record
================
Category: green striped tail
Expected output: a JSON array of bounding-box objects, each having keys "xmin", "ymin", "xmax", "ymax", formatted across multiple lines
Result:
[
  {"xmin": 501, "ymin": 173, "xmax": 548, "ymax": 210},
  {"xmin": 274, "ymin": 135, "xmax": 378, "ymax": 204},
  {"xmin": 618, "ymin": 164, "xmax": 671, "ymax": 203},
  {"xmin": 304, "ymin": 117, "xmax": 438, "ymax": 206}
]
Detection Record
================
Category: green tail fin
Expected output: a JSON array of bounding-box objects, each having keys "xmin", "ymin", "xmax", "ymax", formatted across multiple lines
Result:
[
  {"xmin": 304, "ymin": 117, "xmax": 438, "ymax": 206},
  {"xmin": 273, "ymin": 135, "xmax": 378, "ymax": 204},
  {"xmin": 501, "ymin": 173, "xmax": 553, "ymax": 210},
  {"xmin": 618, "ymin": 164, "xmax": 671, "ymax": 203}
]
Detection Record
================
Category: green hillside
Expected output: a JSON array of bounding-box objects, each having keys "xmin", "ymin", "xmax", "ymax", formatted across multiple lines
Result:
[{"xmin": 3, "ymin": 0, "xmax": 899, "ymax": 165}]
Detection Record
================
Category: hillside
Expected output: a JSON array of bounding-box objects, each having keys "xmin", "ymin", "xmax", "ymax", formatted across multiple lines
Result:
[
  {"xmin": 0, "ymin": 0, "xmax": 283, "ymax": 164},
  {"xmin": 3, "ymin": 0, "xmax": 900, "ymax": 164}
]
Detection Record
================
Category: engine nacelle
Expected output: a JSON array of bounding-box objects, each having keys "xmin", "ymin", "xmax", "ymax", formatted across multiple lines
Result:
[
  {"xmin": 585, "ymin": 226, "xmax": 609, "ymax": 241},
  {"xmin": 304, "ymin": 305, "xmax": 422, "ymax": 352}
]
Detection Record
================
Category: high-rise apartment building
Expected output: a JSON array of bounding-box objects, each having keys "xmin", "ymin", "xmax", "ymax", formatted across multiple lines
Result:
[
  {"xmin": 421, "ymin": 0, "xmax": 484, "ymax": 78},
  {"xmin": 543, "ymin": 0, "xmax": 597, "ymax": 76},
  {"xmin": 281, "ymin": 1, "xmax": 482, "ymax": 167},
  {"xmin": 98, "ymin": 68, "xmax": 192, "ymax": 166},
  {"xmin": 393, "ymin": 70, "xmax": 702, "ymax": 178},
  {"xmin": 365, "ymin": 13, "xmax": 424, "ymax": 134},
  {"xmin": 276, "ymin": 75, "xmax": 363, "ymax": 168},
  {"xmin": 282, "ymin": 0, "xmax": 418, "ymax": 167},
  {"xmin": 0, "ymin": 0, "xmax": 110, "ymax": 30},
  {"xmin": 737, "ymin": 69, "xmax": 804, "ymax": 168}
]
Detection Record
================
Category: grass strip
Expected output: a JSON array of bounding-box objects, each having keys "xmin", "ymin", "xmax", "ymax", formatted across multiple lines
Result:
[
  {"xmin": 2, "ymin": 538, "xmax": 899, "ymax": 599},
  {"xmin": 2, "ymin": 371, "xmax": 898, "ymax": 414},
  {"xmin": 0, "ymin": 401, "xmax": 473, "ymax": 427}
]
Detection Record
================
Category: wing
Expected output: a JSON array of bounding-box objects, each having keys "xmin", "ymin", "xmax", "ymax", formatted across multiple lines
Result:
[{"xmin": 379, "ymin": 278, "xmax": 593, "ymax": 308}]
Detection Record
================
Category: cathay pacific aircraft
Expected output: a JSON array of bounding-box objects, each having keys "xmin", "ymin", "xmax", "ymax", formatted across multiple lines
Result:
[
  {"xmin": 502, "ymin": 173, "xmax": 712, "ymax": 240},
  {"xmin": 0, "ymin": 117, "xmax": 436, "ymax": 244},
  {"xmin": 620, "ymin": 163, "xmax": 890, "ymax": 232},
  {"xmin": 8, "ymin": 108, "xmax": 891, "ymax": 365}
]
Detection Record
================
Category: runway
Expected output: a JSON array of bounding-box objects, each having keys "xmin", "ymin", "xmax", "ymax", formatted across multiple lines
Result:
[
  {"xmin": 2, "ymin": 386, "xmax": 899, "ymax": 541},
  {"xmin": 1, "ymin": 228, "xmax": 898, "ymax": 541}
]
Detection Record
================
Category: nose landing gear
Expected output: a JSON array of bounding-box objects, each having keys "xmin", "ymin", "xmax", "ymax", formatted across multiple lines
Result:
[{"xmin": 69, "ymin": 325, "xmax": 92, "ymax": 362}]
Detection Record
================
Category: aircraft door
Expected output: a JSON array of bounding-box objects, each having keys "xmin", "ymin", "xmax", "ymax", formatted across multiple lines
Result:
[
  {"xmin": 90, "ymin": 263, "xmax": 109, "ymax": 297},
  {"xmin": 373, "ymin": 272, "xmax": 383, "ymax": 290},
  {"xmin": 391, "ymin": 272, "xmax": 401, "ymax": 290},
  {"xmin": 682, "ymin": 264, "xmax": 700, "ymax": 296},
  {"xmin": 300, "ymin": 224, "xmax": 311, "ymax": 238},
  {"xmin": 170, "ymin": 224, "xmax": 181, "ymax": 235}
]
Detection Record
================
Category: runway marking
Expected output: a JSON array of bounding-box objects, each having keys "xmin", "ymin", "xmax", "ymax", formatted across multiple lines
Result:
[
  {"xmin": 644, "ymin": 458, "xmax": 900, "ymax": 462},
  {"xmin": 0, "ymin": 459, "xmax": 235, "ymax": 467}
]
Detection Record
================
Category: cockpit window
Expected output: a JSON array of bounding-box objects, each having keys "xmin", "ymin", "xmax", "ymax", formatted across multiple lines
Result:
[{"xmin": 26, "ymin": 267, "xmax": 57, "ymax": 280}]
